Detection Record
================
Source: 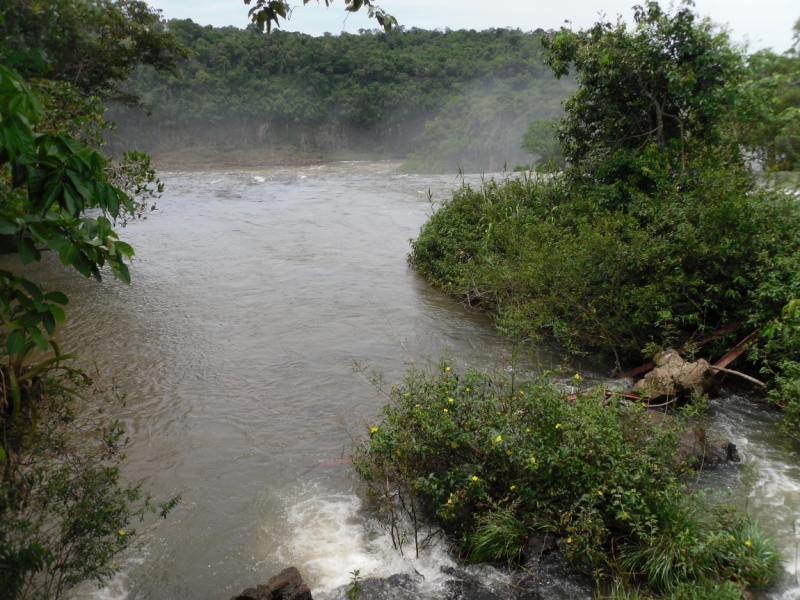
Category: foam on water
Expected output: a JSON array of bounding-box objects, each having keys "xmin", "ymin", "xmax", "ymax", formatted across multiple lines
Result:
[{"xmin": 276, "ymin": 488, "xmax": 468, "ymax": 598}]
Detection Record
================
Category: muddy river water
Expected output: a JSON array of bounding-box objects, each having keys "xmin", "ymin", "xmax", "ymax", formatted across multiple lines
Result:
[{"xmin": 13, "ymin": 162, "xmax": 800, "ymax": 599}]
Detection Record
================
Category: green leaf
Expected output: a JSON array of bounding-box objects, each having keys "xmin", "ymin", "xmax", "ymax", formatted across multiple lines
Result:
[
  {"xmin": 0, "ymin": 217, "xmax": 19, "ymax": 235},
  {"xmin": 29, "ymin": 327, "xmax": 48, "ymax": 351},
  {"xmin": 115, "ymin": 262, "xmax": 131, "ymax": 285},
  {"xmin": 48, "ymin": 304, "xmax": 66, "ymax": 324},
  {"xmin": 20, "ymin": 279, "xmax": 43, "ymax": 302},
  {"xmin": 44, "ymin": 291, "xmax": 69, "ymax": 305},
  {"xmin": 59, "ymin": 241, "xmax": 79, "ymax": 266},
  {"xmin": 18, "ymin": 236, "xmax": 38, "ymax": 265},
  {"xmin": 73, "ymin": 251, "xmax": 92, "ymax": 277},
  {"xmin": 42, "ymin": 311, "xmax": 56, "ymax": 335},
  {"xmin": 97, "ymin": 215, "xmax": 111, "ymax": 240},
  {"xmin": 7, "ymin": 329, "xmax": 26, "ymax": 354},
  {"xmin": 114, "ymin": 241, "xmax": 135, "ymax": 258}
]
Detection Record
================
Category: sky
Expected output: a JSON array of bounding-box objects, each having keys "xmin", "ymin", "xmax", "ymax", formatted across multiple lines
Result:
[{"xmin": 153, "ymin": 0, "xmax": 798, "ymax": 53}]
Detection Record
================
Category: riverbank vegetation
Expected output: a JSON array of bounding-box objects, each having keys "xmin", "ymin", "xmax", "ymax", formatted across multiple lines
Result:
[
  {"xmin": 409, "ymin": 4, "xmax": 800, "ymax": 431},
  {"xmin": 1, "ymin": 2, "xmax": 186, "ymax": 596},
  {"xmin": 105, "ymin": 23, "xmax": 573, "ymax": 172},
  {"xmin": 353, "ymin": 362, "xmax": 781, "ymax": 598}
]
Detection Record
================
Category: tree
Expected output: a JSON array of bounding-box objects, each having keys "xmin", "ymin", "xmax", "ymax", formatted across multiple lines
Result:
[
  {"xmin": 520, "ymin": 118, "xmax": 565, "ymax": 168},
  {"xmin": 0, "ymin": 0, "xmax": 188, "ymax": 107},
  {"xmin": 543, "ymin": 1, "xmax": 744, "ymax": 181},
  {"xmin": 244, "ymin": 0, "xmax": 396, "ymax": 34}
]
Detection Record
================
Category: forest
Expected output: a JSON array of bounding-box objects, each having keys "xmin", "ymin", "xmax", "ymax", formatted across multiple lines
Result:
[{"xmin": 106, "ymin": 23, "xmax": 575, "ymax": 172}]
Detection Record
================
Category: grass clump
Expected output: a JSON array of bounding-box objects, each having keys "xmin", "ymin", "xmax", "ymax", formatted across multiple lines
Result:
[{"xmin": 353, "ymin": 362, "xmax": 782, "ymax": 596}]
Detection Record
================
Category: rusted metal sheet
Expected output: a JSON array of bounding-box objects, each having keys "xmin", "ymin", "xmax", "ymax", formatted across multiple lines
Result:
[
  {"xmin": 713, "ymin": 329, "xmax": 761, "ymax": 370},
  {"xmin": 614, "ymin": 323, "xmax": 739, "ymax": 380}
]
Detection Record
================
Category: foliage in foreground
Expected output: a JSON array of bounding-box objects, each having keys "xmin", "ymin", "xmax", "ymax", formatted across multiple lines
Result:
[
  {"xmin": 353, "ymin": 363, "xmax": 781, "ymax": 596},
  {"xmin": 0, "ymin": 363, "xmax": 178, "ymax": 600},
  {"xmin": 1, "ymin": 3, "xmax": 184, "ymax": 590}
]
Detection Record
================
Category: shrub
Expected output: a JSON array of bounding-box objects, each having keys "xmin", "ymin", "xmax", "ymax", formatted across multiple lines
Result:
[
  {"xmin": 410, "ymin": 160, "xmax": 800, "ymax": 363},
  {"xmin": 353, "ymin": 362, "xmax": 781, "ymax": 595}
]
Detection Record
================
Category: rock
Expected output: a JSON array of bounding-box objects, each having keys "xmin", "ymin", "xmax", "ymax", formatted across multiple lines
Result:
[
  {"xmin": 705, "ymin": 438, "xmax": 740, "ymax": 465},
  {"xmin": 326, "ymin": 573, "xmax": 422, "ymax": 600},
  {"xmin": 631, "ymin": 350, "xmax": 715, "ymax": 402},
  {"xmin": 521, "ymin": 533, "xmax": 559, "ymax": 563},
  {"xmin": 230, "ymin": 567, "xmax": 312, "ymax": 600},
  {"xmin": 646, "ymin": 411, "xmax": 740, "ymax": 467},
  {"xmin": 516, "ymin": 548, "xmax": 593, "ymax": 600}
]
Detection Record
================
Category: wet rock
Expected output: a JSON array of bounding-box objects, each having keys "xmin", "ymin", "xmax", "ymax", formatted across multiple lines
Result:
[
  {"xmin": 326, "ymin": 573, "xmax": 422, "ymax": 600},
  {"xmin": 647, "ymin": 411, "xmax": 740, "ymax": 467},
  {"xmin": 515, "ymin": 549, "xmax": 593, "ymax": 600},
  {"xmin": 631, "ymin": 350, "xmax": 715, "ymax": 402},
  {"xmin": 520, "ymin": 533, "xmax": 558, "ymax": 563},
  {"xmin": 705, "ymin": 438, "xmax": 740, "ymax": 465},
  {"xmin": 230, "ymin": 567, "xmax": 312, "ymax": 600}
]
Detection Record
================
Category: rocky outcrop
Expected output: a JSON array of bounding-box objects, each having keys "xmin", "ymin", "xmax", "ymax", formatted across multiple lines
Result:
[
  {"xmin": 231, "ymin": 567, "xmax": 312, "ymax": 600},
  {"xmin": 631, "ymin": 350, "xmax": 715, "ymax": 402}
]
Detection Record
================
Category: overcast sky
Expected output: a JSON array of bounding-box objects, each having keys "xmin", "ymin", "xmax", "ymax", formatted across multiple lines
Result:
[{"xmin": 153, "ymin": 0, "xmax": 797, "ymax": 53}]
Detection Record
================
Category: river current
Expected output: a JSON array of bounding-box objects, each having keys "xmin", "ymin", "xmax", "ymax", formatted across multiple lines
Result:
[{"xmin": 12, "ymin": 162, "xmax": 800, "ymax": 599}]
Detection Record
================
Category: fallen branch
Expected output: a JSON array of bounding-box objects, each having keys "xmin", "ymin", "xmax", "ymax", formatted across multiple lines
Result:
[{"xmin": 709, "ymin": 366, "xmax": 766, "ymax": 388}]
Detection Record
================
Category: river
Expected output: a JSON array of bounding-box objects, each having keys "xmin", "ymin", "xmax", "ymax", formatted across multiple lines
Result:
[{"xmin": 12, "ymin": 162, "xmax": 800, "ymax": 599}]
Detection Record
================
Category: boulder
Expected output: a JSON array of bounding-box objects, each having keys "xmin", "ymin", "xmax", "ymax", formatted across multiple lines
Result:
[
  {"xmin": 631, "ymin": 350, "xmax": 715, "ymax": 402},
  {"xmin": 520, "ymin": 533, "xmax": 559, "ymax": 563},
  {"xmin": 646, "ymin": 410, "xmax": 740, "ymax": 467},
  {"xmin": 230, "ymin": 567, "xmax": 312, "ymax": 600}
]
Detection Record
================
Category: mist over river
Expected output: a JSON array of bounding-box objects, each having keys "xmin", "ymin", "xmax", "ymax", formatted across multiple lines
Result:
[{"xmin": 9, "ymin": 162, "xmax": 800, "ymax": 599}]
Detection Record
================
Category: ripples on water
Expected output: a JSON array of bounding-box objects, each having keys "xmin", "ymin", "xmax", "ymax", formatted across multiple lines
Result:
[{"xmin": 6, "ymin": 162, "xmax": 796, "ymax": 599}]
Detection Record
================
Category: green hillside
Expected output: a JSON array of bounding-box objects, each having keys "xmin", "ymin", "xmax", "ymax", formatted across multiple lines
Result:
[{"xmin": 106, "ymin": 23, "xmax": 574, "ymax": 172}]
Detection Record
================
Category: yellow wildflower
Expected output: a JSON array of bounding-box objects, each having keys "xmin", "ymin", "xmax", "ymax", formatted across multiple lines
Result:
[
  {"xmin": 510, "ymin": 485, "xmax": 516, "ymax": 491},
  {"xmin": 451, "ymin": 442, "xmax": 458, "ymax": 448},
  {"xmin": 448, "ymin": 397, "xmax": 454, "ymax": 403},
  {"xmin": 118, "ymin": 530, "xmax": 126, "ymax": 536},
  {"xmin": 443, "ymin": 408, "xmax": 449, "ymax": 413},
  {"xmin": 466, "ymin": 387, "xmax": 470, "ymax": 392},
  {"xmin": 447, "ymin": 498, "xmax": 453, "ymax": 504},
  {"xmin": 415, "ymin": 404, "xmax": 421, "ymax": 408},
  {"xmin": 745, "ymin": 539, "xmax": 752, "ymax": 547},
  {"xmin": 529, "ymin": 457, "xmax": 537, "ymax": 464},
  {"xmin": 573, "ymin": 373, "xmax": 582, "ymax": 381},
  {"xmin": 495, "ymin": 435, "xmax": 503, "ymax": 443},
  {"xmin": 519, "ymin": 390, "xmax": 524, "ymax": 395},
  {"xmin": 597, "ymin": 490, "xmax": 604, "ymax": 497},
  {"xmin": 472, "ymin": 475, "xmax": 479, "ymax": 482},
  {"xmin": 621, "ymin": 513, "xmax": 628, "ymax": 521},
  {"xmin": 404, "ymin": 393, "xmax": 410, "ymax": 397},
  {"xmin": 555, "ymin": 423, "xmax": 562, "ymax": 429},
  {"xmin": 445, "ymin": 366, "xmax": 451, "ymax": 371},
  {"xmin": 506, "ymin": 450, "xmax": 512, "ymax": 455},
  {"xmin": 567, "ymin": 537, "xmax": 573, "ymax": 544},
  {"xmin": 370, "ymin": 427, "xmax": 379, "ymax": 434}
]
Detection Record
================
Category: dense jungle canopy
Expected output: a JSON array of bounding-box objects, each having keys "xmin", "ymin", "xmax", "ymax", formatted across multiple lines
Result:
[{"xmin": 105, "ymin": 23, "xmax": 575, "ymax": 172}]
